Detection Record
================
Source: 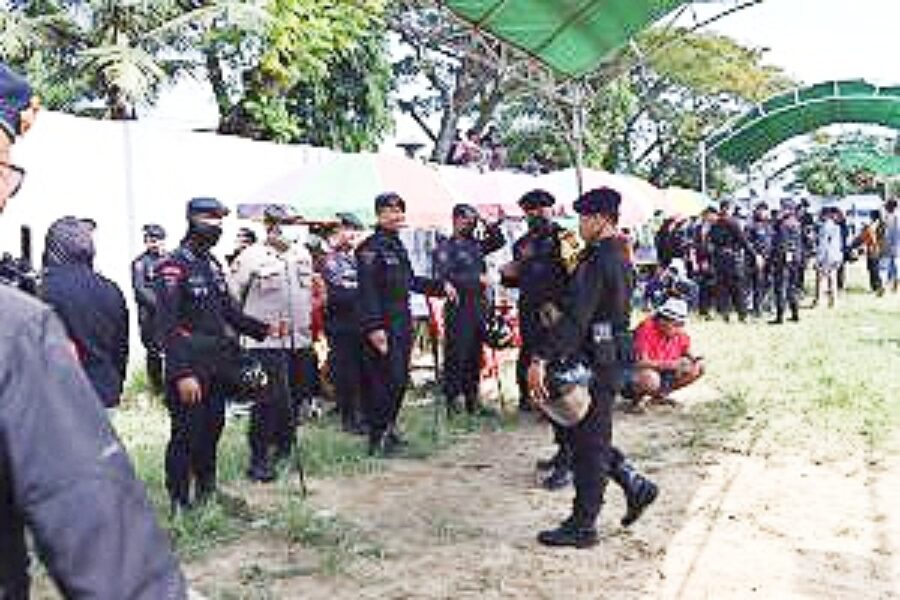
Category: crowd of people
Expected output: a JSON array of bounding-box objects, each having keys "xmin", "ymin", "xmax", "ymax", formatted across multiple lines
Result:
[{"xmin": 5, "ymin": 55, "xmax": 900, "ymax": 597}]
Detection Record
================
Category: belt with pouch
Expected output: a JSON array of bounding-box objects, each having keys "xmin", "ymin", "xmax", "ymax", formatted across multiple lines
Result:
[{"xmin": 590, "ymin": 321, "xmax": 633, "ymax": 366}]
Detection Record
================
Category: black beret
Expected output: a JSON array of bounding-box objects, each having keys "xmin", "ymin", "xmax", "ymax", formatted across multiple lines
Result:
[
  {"xmin": 374, "ymin": 192, "xmax": 405, "ymax": 212},
  {"xmin": 573, "ymin": 187, "xmax": 621, "ymax": 216},
  {"xmin": 753, "ymin": 202, "xmax": 769, "ymax": 212},
  {"xmin": 237, "ymin": 227, "xmax": 257, "ymax": 243},
  {"xmin": 336, "ymin": 212, "xmax": 364, "ymax": 230},
  {"xmin": 142, "ymin": 224, "xmax": 166, "ymax": 239},
  {"xmin": 452, "ymin": 203, "xmax": 478, "ymax": 219},
  {"xmin": 0, "ymin": 63, "xmax": 33, "ymax": 141},
  {"xmin": 518, "ymin": 189, "xmax": 555, "ymax": 209},
  {"xmin": 187, "ymin": 197, "xmax": 229, "ymax": 218}
]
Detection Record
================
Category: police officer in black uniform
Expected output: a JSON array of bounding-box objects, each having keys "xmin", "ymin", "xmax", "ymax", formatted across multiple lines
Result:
[
  {"xmin": 0, "ymin": 61, "xmax": 187, "ymax": 599},
  {"xmin": 746, "ymin": 203, "xmax": 773, "ymax": 318},
  {"xmin": 769, "ymin": 200, "xmax": 804, "ymax": 324},
  {"xmin": 708, "ymin": 200, "xmax": 760, "ymax": 322},
  {"xmin": 357, "ymin": 192, "xmax": 443, "ymax": 456},
  {"xmin": 433, "ymin": 203, "xmax": 505, "ymax": 414},
  {"xmin": 321, "ymin": 212, "xmax": 367, "ymax": 434},
  {"xmin": 132, "ymin": 223, "xmax": 167, "ymax": 393},
  {"xmin": 155, "ymin": 197, "xmax": 278, "ymax": 512},
  {"xmin": 501, "ymin": 190, "xmax": 578, "ymax": 490},
  {"xmin": 528, "ymin": 188, "xmax": 658, "ymax": 548}
]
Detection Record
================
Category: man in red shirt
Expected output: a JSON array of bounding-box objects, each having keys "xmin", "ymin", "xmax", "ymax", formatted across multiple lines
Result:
[{"xmin": 626, "ymin": 297, "xmax": 704, "ymax": 408}]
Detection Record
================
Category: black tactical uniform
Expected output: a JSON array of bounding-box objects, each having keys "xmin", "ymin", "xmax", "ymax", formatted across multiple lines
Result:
[
  {"xmin": 432, "ymin": 204, "xmax": 505, "ymax": 413},
  {"xmin": 321, "ymin": 212, "xmax": 366, "ymax": 433},
  {"xmin": 534, "ymin": 188, "xmax": 657, "ymax": 548},
  {"xmin": 746, "ymin": 208, "xmax": 773, "ymax": 317},
  {"xmin": 708, "ymin": 209, "xmax": 757, "ymax": 321},
  {"xmin": 0, "ymin": 61, "xmax": 187, "ymax": 598},
  {"xmin": 769, "ymin": 205, "xmax": 804, "ymax": 324},
  {"xmin": 357, "ymin": 193, "xmax": 443, "ymax": 454},
  {"xmin": 132, "ymin": 223, "xmax": 167, "ymax": 392},
  {"xmin": 155, "ymin": 198, "xmax": 269, "ymax": 510},
  {"xmin": 502, "ymin": 190, "xmax": 576, "ymax": 490}
]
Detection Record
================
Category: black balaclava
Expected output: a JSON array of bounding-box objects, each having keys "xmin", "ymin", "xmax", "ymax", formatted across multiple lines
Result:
[
  {"xmin": 187, "ymin": 214, "xmax": 223, "ymax": 251},
  {"xmin": 43, "ymin": 216, "xmax": 95, "ymax": 269}
]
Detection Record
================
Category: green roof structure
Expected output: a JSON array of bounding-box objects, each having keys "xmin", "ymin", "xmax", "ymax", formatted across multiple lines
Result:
[
  {"xmin": 708, "ymin": 80, "xmax": 900, "ymax": 167},
  {"xmin": 444, "ymin": 0, "xmax": 687, "ymax": 78}
]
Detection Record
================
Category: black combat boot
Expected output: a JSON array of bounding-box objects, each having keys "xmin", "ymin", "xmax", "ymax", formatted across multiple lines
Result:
[
  {"xmin": 247, "ymin": 458, "xmax": 276, "ymax": 483},
  {"xmin": 610, "ymin": 463, "xmax": 659, "ymax": 527},
  {"xmin": 536, "ymin": 448, "xmax": 565, "ymax": 471},
  {"xmin": 537, "ymin": 516, "xmax": 598, "ymax": 548},
  {"xmin": 769, "ymin": 309, "xmax": 784, "ymax": 325},
  {"xmin": 542, "ymin": 466, "xmax": 573, "ymax": 491}
]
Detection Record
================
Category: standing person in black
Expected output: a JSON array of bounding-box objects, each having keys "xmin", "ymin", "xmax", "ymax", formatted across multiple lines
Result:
[
  {"xmin": 501, "ymin": 189, "xmax": 580, "ymax": 491},
  {"xmin": 155, "ymin": 197, "xmax": 279, "ymax": 513},
  {"xmin": 357, "ymin": 192, "xmax": 444, "ymax": 456},
  {"xmin": 0, "ymin": 61, "xmax": 187, "ymax": 599},
  {"xmin": 769, "ymin": 201, "xmax": 805, "ymax": 324},
  {"xmin": 321, "ymin": 212, "xmax": 367, "ymax": 434},
  {"xmin": 528, "ymin": 188, "xmax": 658, "ymax": 548},
  {"xmin": 708, "ymin": 200, "xmax": 760, "ymax": 322},
  {"xmin": 132, "ymin": 223, "xmax": 167, "ymax": 393},
  {"xmin": 433, "ymin": 203, "xmax": 505, "ymax": 414},
  {"xmin": 40, "ymin": 216, "xmax": 130, "ymax": 409},
  {"xmin": 746, "ymin": 203, "xmax": 773, "ymax": 318}
]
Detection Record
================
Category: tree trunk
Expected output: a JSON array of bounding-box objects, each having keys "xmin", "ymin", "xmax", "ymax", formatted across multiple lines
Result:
[
  {"xmin": 431, "ymin": 106, "xmax": 461, "ymax": 163},
  {"xmin": 205, "ymin": 47, "xmax": 231, "ymax": 126}
]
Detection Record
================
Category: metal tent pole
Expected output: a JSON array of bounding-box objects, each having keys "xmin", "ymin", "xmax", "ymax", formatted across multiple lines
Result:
[
  {"xmin": 699, "ymin": 139, "xmax": 708, "ymax": 196},
  {"xmin": 573, "ymin": 83, "xmax": 586, "ymax": 197}
]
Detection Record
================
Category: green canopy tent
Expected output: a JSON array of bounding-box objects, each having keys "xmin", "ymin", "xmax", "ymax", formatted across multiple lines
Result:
[
  {"xmin": 441, "ymin": 0, "xmax": 692, "ymax": 194},
  {"xmin": 704, "ymin": 80, "xmax": 900, "ymax": 192}
]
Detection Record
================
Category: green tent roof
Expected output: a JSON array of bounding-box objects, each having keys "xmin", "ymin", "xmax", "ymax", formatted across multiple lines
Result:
[
  {"xmin": 709, "ymin": 80, "xmax": 900, "ymax": 167},
  {"xmin": 444, "ymin": 0, "xmax": 687, "ymax": 78}
]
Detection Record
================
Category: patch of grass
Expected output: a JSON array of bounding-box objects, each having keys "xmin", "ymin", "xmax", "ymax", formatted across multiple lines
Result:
[{"xmin": 269, "ymin": 499, "xmax": 387, "ymax": 576}]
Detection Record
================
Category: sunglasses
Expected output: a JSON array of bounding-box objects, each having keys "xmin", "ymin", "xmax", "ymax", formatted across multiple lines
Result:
[{"xmin": 0, "ymin": 162, "xmax": 25, "ymax": 198}]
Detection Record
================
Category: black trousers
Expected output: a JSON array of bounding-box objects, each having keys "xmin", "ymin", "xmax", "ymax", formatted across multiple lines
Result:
[
  {"xmin": 749, "ymin": 265, "xmax": 769, "ymax": 316},
  {"xmin": 139, "ymin": 318, "xmax": 163, "ymax": 393},
  {"xmin": 443, "ymin": 300, "xmax": 482, "ymax": 406},
  {"xmin": 773, "ymin": 261, "xmax": 802, "ymax": 317},
  {"xmin": 570, "ymin": 372, "xmax": 623, "ymax": 528},
  {"xmin": 867, "ymin": 257, "xmax": 882, "ymax": 292},
  {"xmin": 715, "ymin": 267, "xmax": 747, "ymax": 320},
  {"xmin": 327, "ymin": 331, "xmax": 364, "ymax": 426},
  {"xmin": 164, "ymin": 375, "xmax": 227, "ymax": 507},
  {"xmin": 362, "ymin": 329, "xmax": 412, "ymax": 438},
  {"xmin": 247, "ymin": 349, "xmax": 295, "ymax": 468}
]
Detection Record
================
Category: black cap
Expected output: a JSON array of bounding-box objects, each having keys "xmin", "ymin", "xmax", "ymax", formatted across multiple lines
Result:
[
  {"xmin": 518, "ymin": 189, "xmax": 555, "ymax": 209},
  {"xmin": 452, "ymin": 203, "xmax": 478, "ymax": 219},
  {"xmin": 753, "ymin": 202, "xmax": 769, "ymax": 212},
  {"xmin": 187, "ymin": 197, "xmax": 229, "ymax": 218},
  {"xmin": 573, "ymin": 187, "xmax": 620, "ymax": 216},
  {"xmin": 0, "ymin": 63, "xmax": 34, "ymax": 141},
  {"xmin": 237, "ymin": 227, "xmax": 257, "ymax": 243},
  {"xmin": 142, "ymin": 224, "xmax": 166, "ymax": 240},
  {"xmin": 374, "ymin": 192, "xmax": 405, "ymax": 212},
  {"xmin": 336, "ymin": 212, "xmax": 364, "ymax": 230}
]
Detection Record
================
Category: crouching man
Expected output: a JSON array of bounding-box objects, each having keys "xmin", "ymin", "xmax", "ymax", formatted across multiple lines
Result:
[{"xmin": 625, "ymin": 297, "xmax": 704, "ymax": 409}]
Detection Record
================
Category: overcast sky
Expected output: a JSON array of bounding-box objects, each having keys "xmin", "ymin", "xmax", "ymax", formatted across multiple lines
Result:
[{"xmin": 145, "ymin": 0, "xmax": 900, "ymax": 149}]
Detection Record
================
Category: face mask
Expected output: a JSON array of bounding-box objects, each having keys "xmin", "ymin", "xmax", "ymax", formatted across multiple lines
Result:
[
  {"xmin": 188, "ymin": 218, "xmax": 222, "ymax": 249},
  {"xmin": 526, "ymin": 214, "xmax": 547, "ymax": 229}
]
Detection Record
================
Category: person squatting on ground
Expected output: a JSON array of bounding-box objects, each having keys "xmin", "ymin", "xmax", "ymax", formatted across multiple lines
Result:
[
  {"xmin": 768, "ymin": 200, "xmax": 805, "ymax": 325},
  {"xmin": 229, "ymin": 205, "xmax": 316, "ymax": 483},
  {"xmin": 501, "ymin": 189, "xmax": 580, "ymax": 491},
  {"xmin": 40, "ymin": 215, "xmax": 130, "ymax": 409},
  {"xmin": 432, "ymin": 203, "xmax": 505, "ymax": 415},
  {"xmin": 357, "ymin": 192, "xmax": 445, "ymax": 456},
  {"xmin": 624, "ymin": 298, "xmax": 704, "ymax": 410},
  {"xmin": 813, "ymin": 207, "xmax": 844, "ymax": 309},
  {"xmin": 0, "ymin": 61, "xmax": 188, "ymax": 599},
  {"xmin": 155, "ymin": 197, "xmax": 282, "ymax": 512},
  {"xmin": 527, "ymin": 187, "xmax": 658, "ymax": 549},
  {"xmin": 132, "ymin": 223, "xmax": 168, "ymax": 393},
  {"xmin": 321, "ymin": 212, "xmax": 368, "ymax": 434}
]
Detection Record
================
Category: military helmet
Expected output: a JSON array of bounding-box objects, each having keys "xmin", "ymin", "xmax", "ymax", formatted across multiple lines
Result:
[{"xmin": 541, "ymin": 358, "xmax": 593, "ymax": 427}]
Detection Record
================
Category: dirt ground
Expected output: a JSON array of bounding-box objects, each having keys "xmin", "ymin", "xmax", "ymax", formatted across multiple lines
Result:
[{"xmin": 186, "ymin": 382, "xmax": 900, "ymax": 599}]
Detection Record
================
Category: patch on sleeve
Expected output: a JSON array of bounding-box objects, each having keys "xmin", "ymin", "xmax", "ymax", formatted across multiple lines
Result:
[{"xmin": 158, "ymin": 262, "xmax": 187, "ymax": 288}]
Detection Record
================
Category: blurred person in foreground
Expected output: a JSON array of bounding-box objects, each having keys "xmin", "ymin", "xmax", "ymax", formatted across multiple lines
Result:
[
  {"xmin": 0, "ymin": 62, "xmax": 187, "ymax": 598},
  {"xmin": 40, "ymin": 216, "xmax": 130, "ymax": 409},
  {"xmin": 623, "ymin": 298, "xmax": 704, "ymax": 411}
]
